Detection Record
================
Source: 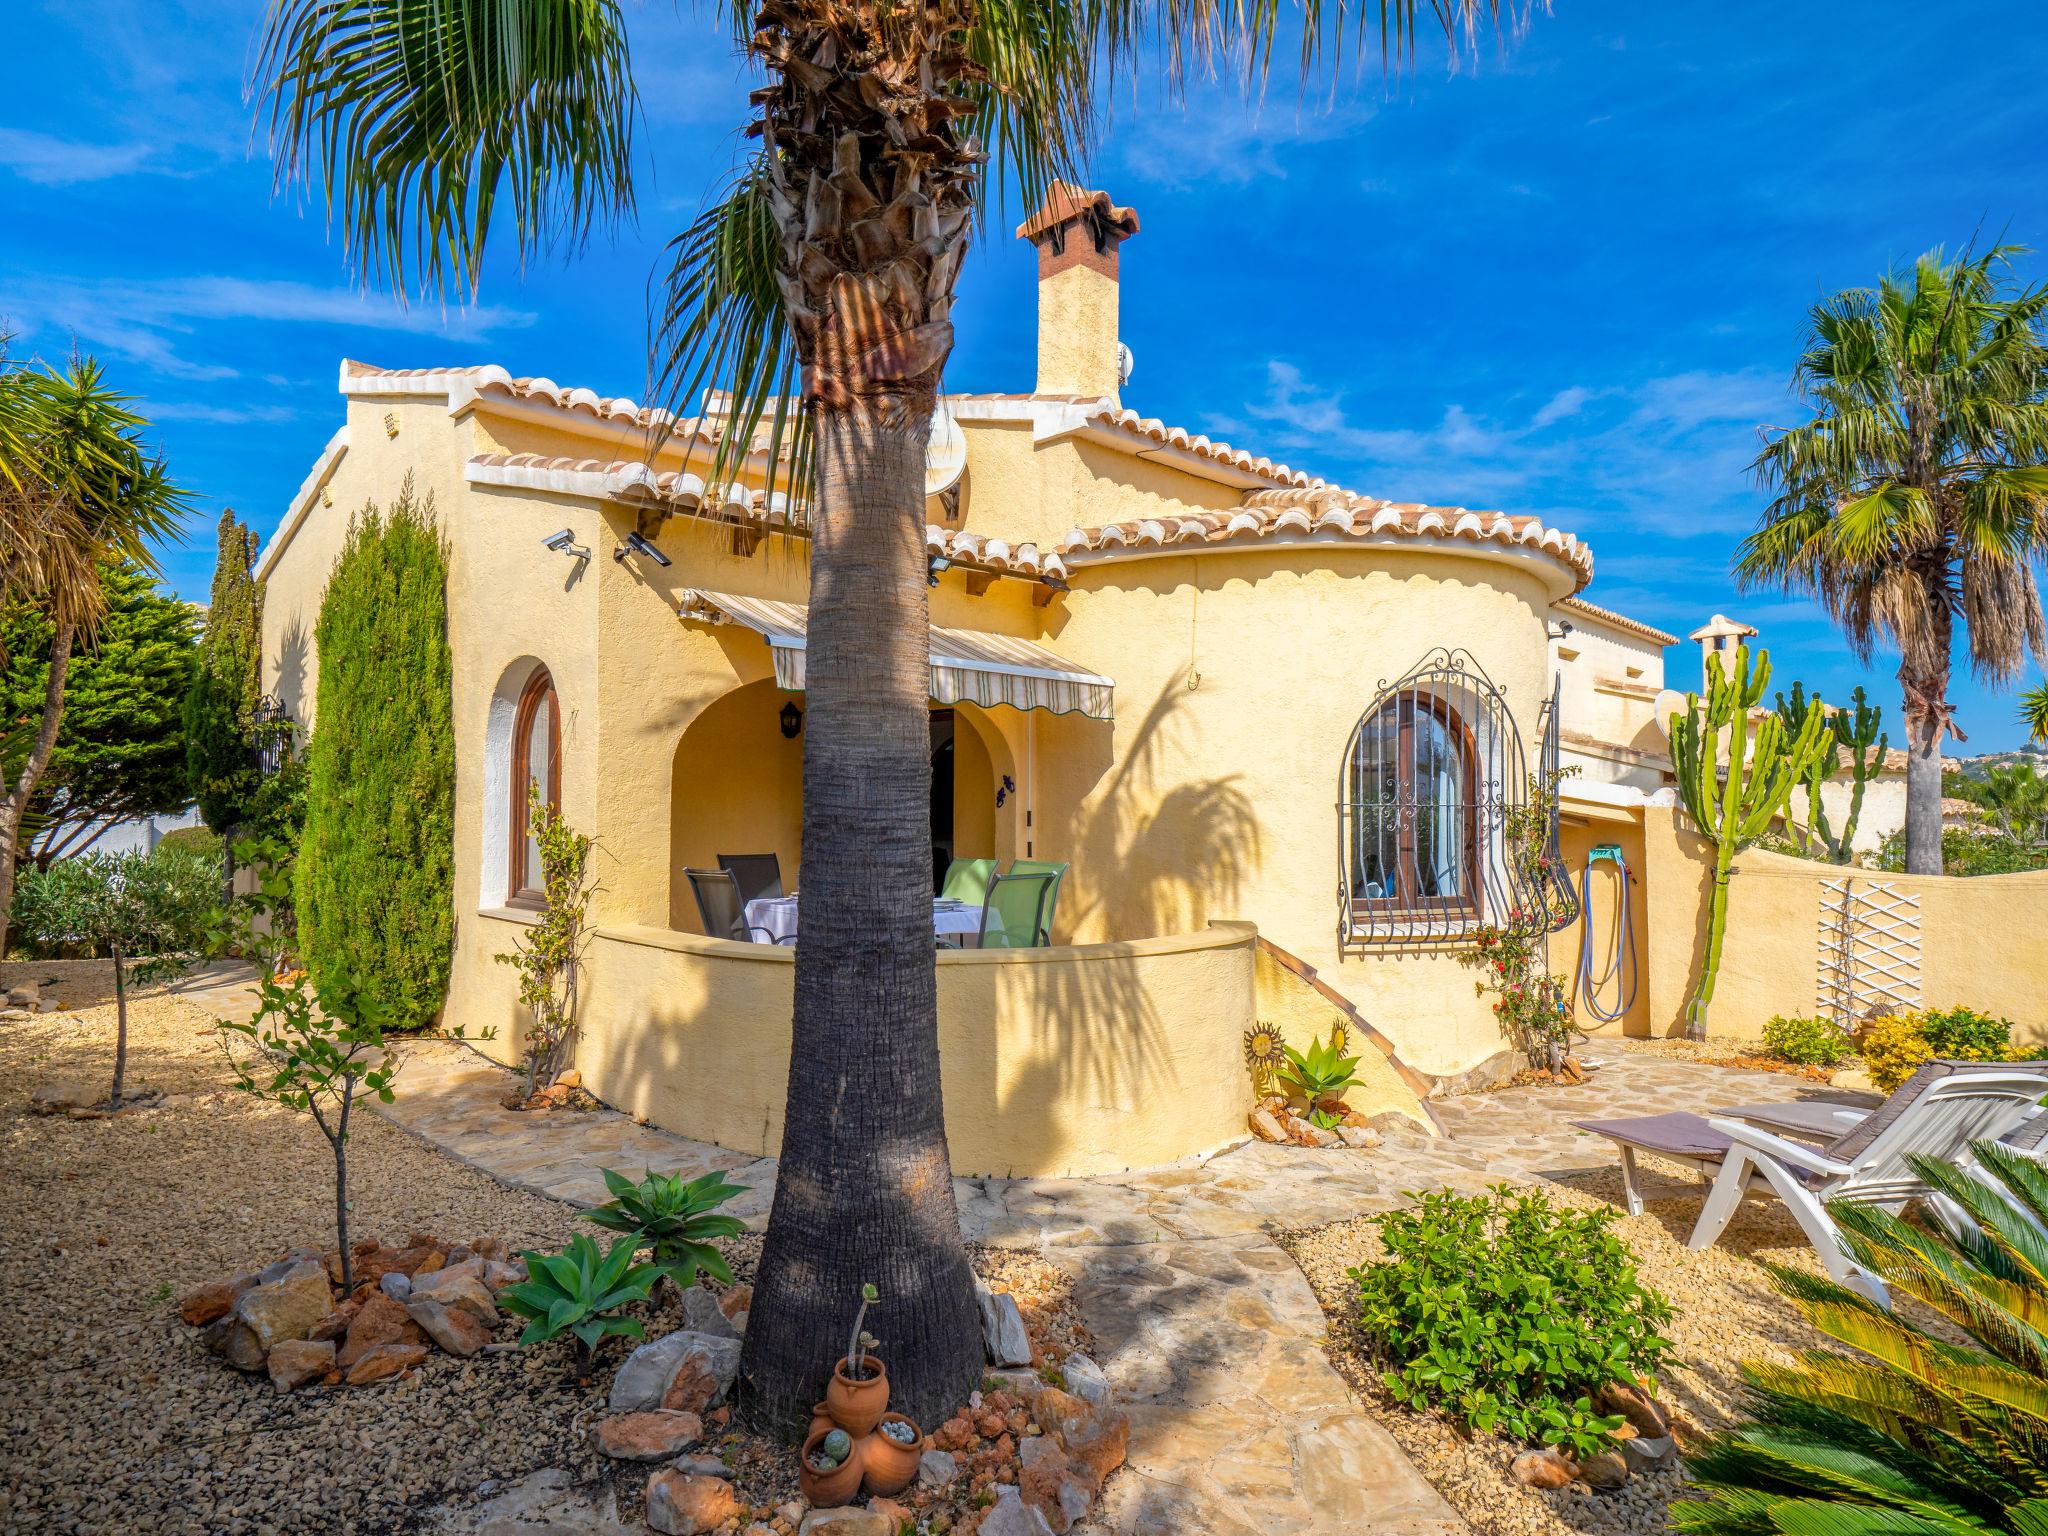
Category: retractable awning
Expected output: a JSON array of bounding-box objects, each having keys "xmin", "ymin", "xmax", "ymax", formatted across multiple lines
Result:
[{"xmin": 677, "ymin": 589, "xmax": 1114, "ymax": 720}]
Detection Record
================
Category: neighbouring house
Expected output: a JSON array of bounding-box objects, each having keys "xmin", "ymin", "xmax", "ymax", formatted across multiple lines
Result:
[{"xmin": 257, "ymin": 185, "xmax": 2046, "ymax": 1176}]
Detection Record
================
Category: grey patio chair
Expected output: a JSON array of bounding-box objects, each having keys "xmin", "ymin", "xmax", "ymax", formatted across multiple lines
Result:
[
  {"xmin": 685, "ymin": 867, "xmax": 790, "ymax": 945},
  {"xmin": 1576, "ymin": 1058, "xmax": 2048, "ymax": 1306},
  {"xmin": 717, "ymin": 852, "xmax": 784, "ymax": 906}
]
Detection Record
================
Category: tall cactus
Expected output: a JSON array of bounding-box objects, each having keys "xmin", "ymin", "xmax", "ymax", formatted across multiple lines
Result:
[
  {"xmin": 1774, "ymin": 681, "xmax": 1888, "ymax": 864},
  {"xmin": 1670, "ymin": 644, "xmax": 1834, "ymax": 1038}
]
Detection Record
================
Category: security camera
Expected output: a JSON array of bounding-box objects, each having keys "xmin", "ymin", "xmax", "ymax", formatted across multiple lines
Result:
[
  {"xmin": 541, "ymin": 528, "xmax": 589, "ymax": 560},
  {"xmin": 615, "ymin": 530, "xmax": 672, "ymax": 568}
]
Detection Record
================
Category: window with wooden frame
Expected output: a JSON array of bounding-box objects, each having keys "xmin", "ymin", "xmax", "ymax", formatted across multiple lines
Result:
[
  {"xmin": 508, "ymin": 668, "xmax": 561, "ymax": 906},
  {"xmin": 1346, "ymin": 692, "xmax": 1479, "ymax": 921}
]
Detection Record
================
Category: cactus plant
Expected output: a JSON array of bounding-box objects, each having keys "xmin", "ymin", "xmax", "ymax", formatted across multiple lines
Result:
[
  {"xmin": 1670, "ymin": 644, "xmax": 1834, "ymax": 1038},
  {"xmin": 1773, "ymin": 681, "xmax": 1888, "ymax": 864}
]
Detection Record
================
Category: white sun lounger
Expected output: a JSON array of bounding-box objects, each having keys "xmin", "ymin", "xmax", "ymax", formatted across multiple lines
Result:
[{"xmin": 1577, "ymin": 1059, "xmax": 2048, "ymax": 1305}]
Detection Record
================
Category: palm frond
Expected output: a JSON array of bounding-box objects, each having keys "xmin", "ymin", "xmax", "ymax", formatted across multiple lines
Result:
[{"xmin": 255, "ymin": 0, "xmax": 638, "ymax": 296}]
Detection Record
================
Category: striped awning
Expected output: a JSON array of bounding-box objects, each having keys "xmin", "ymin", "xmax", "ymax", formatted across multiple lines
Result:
[{"xmin": 677, "ymin": 589, "xmax": 1114, "ymax": 720}]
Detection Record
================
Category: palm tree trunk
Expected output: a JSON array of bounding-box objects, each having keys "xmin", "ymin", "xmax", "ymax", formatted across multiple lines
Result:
[
  {"xmin": 739, "ymin": 399, "xmax": 984, "ymax": 1435},
  {"xmin": 0, "ymin": 622, "xmax": 78, "ymax": 958},
  {"xmin": 1900, "ymin": 637, "xmax": 1951, "ymax": 875}
]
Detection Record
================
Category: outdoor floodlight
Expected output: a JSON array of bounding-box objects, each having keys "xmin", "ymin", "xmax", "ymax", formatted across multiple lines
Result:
[
  {"xmin": 615, "ymin": 530, "xmax": 672, "ymax": 567},
  {"xmin": 926, "ymin": 553, "xmax": 954, "ymax": 587}
]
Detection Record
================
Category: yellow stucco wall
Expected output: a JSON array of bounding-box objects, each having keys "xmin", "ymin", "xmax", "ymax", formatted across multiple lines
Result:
[
  {"xmin": 1553, "ymin": 814, "xmax": 1653, "ymax": 1036},
  {"xmin": 1629, "ymin": 806, "xmax": 2048, "ymax": 1048},
  {"xmin": 573, "ymin": 920, "xmax": 1261, "ymax": 1178},
  {"xmin": 1251, "ymin": 945, "xmax": 1435, "ymax": 1133}
]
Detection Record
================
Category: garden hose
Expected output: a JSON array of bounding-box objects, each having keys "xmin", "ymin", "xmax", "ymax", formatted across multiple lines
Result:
[{"xmin": 1574, "ymin": 844, "xmax": 1638, "ymax": 1024}]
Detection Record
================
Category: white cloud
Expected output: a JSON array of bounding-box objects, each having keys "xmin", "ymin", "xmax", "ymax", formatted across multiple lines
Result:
[
  {"xmin": 1, "ymin": 272, "xmax": 537, "ymax": 379},
  {"xmin": 1530, "ymin": 385, "xmax": 1591, "ymax": 428},
  {"xmin": 0, "ymin": 129, "xmax": 155, "ymax": 185},
  {"xmin": 143, "ymin": 400, "xmax": 302, "ymax": 425}
]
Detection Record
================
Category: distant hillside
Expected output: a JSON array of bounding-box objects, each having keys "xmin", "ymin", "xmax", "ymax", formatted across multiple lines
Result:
[{"xmin": 1950, "ymin": 743, "xmax": 2048, "ymax": 781}]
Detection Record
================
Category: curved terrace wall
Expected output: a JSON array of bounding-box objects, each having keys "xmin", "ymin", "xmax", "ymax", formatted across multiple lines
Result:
[{"xmin": 567, "ymin": 920, "xmax": 1264, "ymax": 1179}]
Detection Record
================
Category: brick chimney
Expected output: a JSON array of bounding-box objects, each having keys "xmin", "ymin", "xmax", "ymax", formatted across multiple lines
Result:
[{"xmin": 1015, "ymin": 182, "xmax": 1140, "ymax": 401}]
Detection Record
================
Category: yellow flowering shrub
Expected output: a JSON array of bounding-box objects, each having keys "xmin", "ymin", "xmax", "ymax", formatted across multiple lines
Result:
[{"xmin": 1859, "ymin": 1014, "xmax": 1934, "ymax": 1094}]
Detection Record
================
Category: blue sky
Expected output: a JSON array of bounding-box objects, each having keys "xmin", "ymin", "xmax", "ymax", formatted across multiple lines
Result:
[{"xmin": 5, "ymin": 0, "xmax": 2047, "ymax": 748}]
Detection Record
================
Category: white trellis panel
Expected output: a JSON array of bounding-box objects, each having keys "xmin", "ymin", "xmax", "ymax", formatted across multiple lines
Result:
[{"xmin": 1817, "ymin": 878, "xmax": 1923, "ymax": 1026}]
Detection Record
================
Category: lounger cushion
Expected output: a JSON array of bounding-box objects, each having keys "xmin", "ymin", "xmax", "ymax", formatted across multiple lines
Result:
[
  {"xmin": 1574, "ymin": 1113, "xmax": 1732, "ymax": 1161},
  {"xmin": 1827, "ymin": 1058, "xmax": 2048, "ymax": 1162}
]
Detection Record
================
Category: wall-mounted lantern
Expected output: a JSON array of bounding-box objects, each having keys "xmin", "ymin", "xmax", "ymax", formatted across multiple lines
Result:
[{"xmin": 779, "ymin": 701, "xmax": 803, "ymax": 740}]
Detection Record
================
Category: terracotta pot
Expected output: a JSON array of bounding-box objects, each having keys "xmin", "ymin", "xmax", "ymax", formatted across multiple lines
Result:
[
  {"xmin": 798, "ymin": 1426, "xmax": 864, "ymax": 1509},
  {"xmin": 807, "ymin": 1401, "xmax": 835, "ymax": 1443},
  {"xmin": 825, "ymin": 1355, "xmax": 889, "ymax": 1436},
  {"xmin": 862, "ymin": 1412, "xmax": 924, "ymax": 1497}
]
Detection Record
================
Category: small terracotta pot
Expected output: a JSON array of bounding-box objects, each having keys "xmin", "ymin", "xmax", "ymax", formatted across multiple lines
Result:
[
  {"xmin": 862, "ymin": 1412, "xmax": 924, "ymax": 1497},
  {"xmin": 798, "ymin": 1426, "xmax": 864, "ymax": 1509},
  {"xmin": 825, "ymin": 1355, "xmax": 889, "ymax": 1436},
  {"xmin": 806, "ymin": 1401, "xmax": 835, "ymax": 1443}
]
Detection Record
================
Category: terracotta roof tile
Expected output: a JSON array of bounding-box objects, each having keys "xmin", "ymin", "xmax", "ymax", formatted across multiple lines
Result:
[
  {"xmin": 1060, "ymin": 483, "xmax": 1594, "ymax": 589},
  {"xmin": 1557, "ymin": 596, "xmax": 1679, "ymax": 647},
  {"xmin": 463, "ymin": 454, "xmax": 1068, "ymax": 582},
  {"xmin": 1073, "ymin": 407, "xmax": 1321, "ymax": 489}
]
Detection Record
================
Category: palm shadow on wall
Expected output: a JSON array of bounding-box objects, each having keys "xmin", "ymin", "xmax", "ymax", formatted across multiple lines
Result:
[{"xmin": 978, "ymin": 670, "xmax": 1263, "ymax": 1177}]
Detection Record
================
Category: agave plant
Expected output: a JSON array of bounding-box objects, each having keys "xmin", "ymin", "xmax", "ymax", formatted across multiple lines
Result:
[
  {"xmin": 581, "ymin": 1167, "xmax": 748, "ymax": 1294},
  {"xmin": 498, "ymin": 1233, "xmax": 658, "ymax": 1370},
  {"xmin": 1276, "ymin": 1034, "xmax": 1364, "ymax": 1129},
  {"xmin": 1674, "ymin": 1141, "xmax": 2048, "ymax": 1536}
]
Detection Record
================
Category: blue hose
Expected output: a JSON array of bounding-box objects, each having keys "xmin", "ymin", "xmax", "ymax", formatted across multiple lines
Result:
[{"xmin": 1574, "ymin": 844, "xmax": 1638, "ymax": 1023}]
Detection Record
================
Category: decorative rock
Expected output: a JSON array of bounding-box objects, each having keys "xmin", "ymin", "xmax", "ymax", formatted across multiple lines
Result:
[
  {"xmin": 1247, "ymin": 1106, "xmax": 1287, "ymax": 1143},
  {"xmin": 28, "ymin": 1077, "xmax": 98, "ymax": 1113},
  {"xmin": 1510, "ymin": 1449, "xmax": 1574, "ymax": 1490},
  {"xmin": 482, "ymin": 1260, "xmax": 524, "ymax": 1293},
  {"xmin": 202, "ymin": 1313, "xmax": 268, "ymax": 1372},
  {"xmin": 336, "ymin": 1293, "xmax": 425, "ymax": 1370},
  {"xmin": 1576, "ymin": 1450, "xmax": 1629, "ymax": 1489},
  {"xmin": 378, "ymin": 1270, "xmax": 412, "ymax": 1302},
  {"xmin": 1591, "ymin": 1380, "xmax": 1670, "ymax": 1439},
  {"xmin": 408, "ymin": 1296, "xmax": 492, "ymax": 1357},
  {"xmin": 678, "ymin": 1285, "xmax": 740, "ymax": 1341},
  {"xmin": 797, "ymin": 1510, "xmax": 890, "ymax": 1536},
  {"xmin": 416, "ymin": 1271, "xmax": 498, "ymax": 1324},
  {"xmin": 267, "ymin": 1338, "xmax": 335, "ymax": 1393},
  {"xmin": 609, "ymin": 1330, "xmax": 742, "ymax": 1415},
  {"xmin": 974, "ymin": 1279, "xmax": 1033, "ymax": 1367},
  {"xmin": 1621, "ymin": 1433, "xmax": 1676, "ymax": 1472},
  {"xmin": 346, "ymin": 1341, "xmax": 428, "ymax": 1385},
  {"xmin": 309, "ymin": 1301, "xmax": 360, "ymax": 1343},
  {"xmin": 978, "ymin": 1486, "xmax": 1056, "ymax": 1536},
  {"xmin": 717, "ymin": 1284, "xmax": 752, "ymax": 1322},
  {"xmin": 867, "ymin": 1497, "xmax": 912, "ymax": 1527},
  {"xmin": 1058, "ymin": 1353, "xmax": 1108, "ymax": 1408},
  {"xmin": 670, "ymin": 1454, "xmax": 729, "ymax": 1479},
  {"xmin": 595, "ymin": 1409, "xmax": 703, "ymax": 1461},
  {"xmin": 646, "ymin": 1469, "xmax": 738, "ymax": 1535},
  {"xmin": 1018, "ymin": 1436, "xmax": 1085, "ymax": 1532},
  {"xmin": 178, "ymin": 1273, "xmax": 253, "ymax": 1327},
  {"xmin": 230, "ymin": 1259, "xmax": 334, "ymax": 1355},
  {"xmin": 1336, "ymin": 1125, "xmax": 1380, "ymax": 1149},
  {"xmin": 917, "ymin": 1449, "xmax": 959, "ymax": 1489},
  {"xmin": 1033, "ymin": 1388, "xmax": 1127, "ymax": 1492}
]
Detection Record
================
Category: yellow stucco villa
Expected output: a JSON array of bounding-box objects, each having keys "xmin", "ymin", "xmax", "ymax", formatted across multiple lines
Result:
[{"xmin": 257, "ymin": 186, "xmax": 2047, "ymax": 1178}]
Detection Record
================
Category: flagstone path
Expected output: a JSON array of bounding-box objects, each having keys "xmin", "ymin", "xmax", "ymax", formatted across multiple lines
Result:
[{"xmin": 174, "ymin": 968, "xmax": 1832, "ymax": 1536}]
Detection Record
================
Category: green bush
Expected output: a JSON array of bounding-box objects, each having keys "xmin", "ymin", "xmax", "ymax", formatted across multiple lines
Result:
[
  {"xmin": 154, "ymin": 825, "xmax": 224, "ymax": 862},
  {"xmin": 1917, "ymin": 1004, "xmax": 2016, "ymax": 1061},
  {"xmin": 1351, "ymin": 1184, "xmax": 1672, "ymax": 1459},
  {"xmin": 1875, "ymin": 827, "xmax": 2048, "ymax": 876},
  {"xmin": 297, "ymin": 480, "xmax": 454, "ymax": 1030},
  {"xmin": 1759, "ymin": 1014, "xmax": 1856, "ymax": 1067}
]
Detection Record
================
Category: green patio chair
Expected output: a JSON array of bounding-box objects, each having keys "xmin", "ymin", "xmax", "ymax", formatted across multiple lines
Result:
[
  {"xmin": 1004, "ymin": 858, "xmax": 1068, "ymax": 944},
  {"xmin": 978, "ymin": 870, "xmax": 1057, "ymax": 950},
  {"xmin": 939, "ymin": 857, "xmax": 998, "ymax": 905}
]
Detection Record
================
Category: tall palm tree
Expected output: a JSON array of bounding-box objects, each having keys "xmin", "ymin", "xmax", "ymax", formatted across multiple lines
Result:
[
  {"xmin": 1736, "ymin": 248, "xmax": 2048, "ymax": 875},
  {"xmin": 0, "ymin": 354, "xmax": 187, "ymax": 957},
  {"xmin": 253, "ymin": 0, "xmax": 1509, "ymax": 1427}
]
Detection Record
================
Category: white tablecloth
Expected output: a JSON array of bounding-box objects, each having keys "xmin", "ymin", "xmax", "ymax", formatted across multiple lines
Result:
[{"xmin": 743, "ymin": 896, "xmax": 991, "ymax": 945}]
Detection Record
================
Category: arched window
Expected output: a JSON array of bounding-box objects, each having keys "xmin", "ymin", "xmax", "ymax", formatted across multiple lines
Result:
[
  {"xmin": 1347, "ymin": 693, "xmax": 1477, "ymax": 917},
  {"xmin": 508, "ymin": 668, "xmax": 560, "ymax": 905}
]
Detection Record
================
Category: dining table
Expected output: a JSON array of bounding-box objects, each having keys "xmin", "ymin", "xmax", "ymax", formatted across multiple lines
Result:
[{"xmin": 742, "ymin": 894, "xmax": 994, "ymax": 946}]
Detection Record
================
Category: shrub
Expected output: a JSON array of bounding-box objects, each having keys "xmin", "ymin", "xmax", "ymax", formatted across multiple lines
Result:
[
  {"xmin": 1351, "ymin": 1184, "xmax": 1672, "ymax": 1458},
  {"xmin": 1875, "ymin": 826, "xmax": 2048, "ymax": 875},
  {"xmin": 493, "ymin": 785, "xmax": 592, "ymax": 1100},
  {"xmin": 1673, "ymin": 1144, "xmax": 2048, "ymax": 1536},
  {"xmin": 498, "ymin": 1234, "xmax": 657, "ymax": 1370},
  {"xmin": 297, "ymin": 480, "xmax": 454, "ymax": 1030},
  {"xmin": 1276, "ymin": 1033, "xmax": 1363, "ymax": 1128},
  {"xmin": 1759, "ymin": 1014, "xmax": 1856, "ymax": 1067},
  {"xmin": 154, "ymin": 825, "xmax": 223, "ymax": 861},
  {"xmin": 1859, "ymin": 1006, "xmax": 2017, "ymax": 1093}
]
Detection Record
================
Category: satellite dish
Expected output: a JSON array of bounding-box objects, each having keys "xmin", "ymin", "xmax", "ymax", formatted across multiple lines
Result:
[
  {"xmin": 924, "ymin": 403, "xmax": 966, "ymax": 497},
  {"xmin": 1116, "ymin": 342, "xmax": 1135, "ymax": 388}
]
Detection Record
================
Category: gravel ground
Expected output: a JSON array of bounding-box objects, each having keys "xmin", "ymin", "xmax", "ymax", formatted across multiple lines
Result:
[
  {"xmin": 1278, "ymin": 1160, "xmax": 1839, "ymax": 1536},
  {"xmin": 1604, "ymin": 1035, "xmax": 1847, "ymax": 1083},
  {"xmin": 0, "ymin": 963, "xmax": 1089, "ymax": 1536}
]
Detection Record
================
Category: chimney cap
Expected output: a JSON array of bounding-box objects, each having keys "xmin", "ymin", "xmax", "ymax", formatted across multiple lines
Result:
[
  {"xmin": 1687, "ymin": 613, "xmax": 1759, "ymax": 644},
  {"xmin": 1015, "ymin": 181, "xmax": 1140, "ymax": 251}
]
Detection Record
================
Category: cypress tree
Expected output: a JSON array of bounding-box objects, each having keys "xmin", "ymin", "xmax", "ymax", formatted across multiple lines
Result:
[
  {"xmin": 297, "ymin": 479, "xmax": 455, "ymax": 1029},
  {"xmin": 183, "ymin": 510, "xmax": 265, "ymax": 842}
]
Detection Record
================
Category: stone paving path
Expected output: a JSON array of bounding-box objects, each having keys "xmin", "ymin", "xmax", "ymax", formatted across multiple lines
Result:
[{"xmin": 174, "ymin": 970, "xmax": 1839, "ymax": 1536}]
